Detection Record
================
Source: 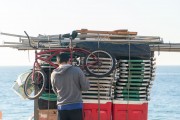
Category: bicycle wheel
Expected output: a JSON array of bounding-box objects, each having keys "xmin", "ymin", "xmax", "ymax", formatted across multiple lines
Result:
[
  {"xmin": 24, "ymin": 70, "xmax": 47, "ymax": 100},
  {"xmin": 84, "ymin": 50, "xmax": 115, "ymax": 77}
]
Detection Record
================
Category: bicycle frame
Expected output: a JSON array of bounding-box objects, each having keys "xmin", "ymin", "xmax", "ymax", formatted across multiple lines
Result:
[{"xmin": 34, "ymin": 47, "xmax": 97, "ymax": 69}]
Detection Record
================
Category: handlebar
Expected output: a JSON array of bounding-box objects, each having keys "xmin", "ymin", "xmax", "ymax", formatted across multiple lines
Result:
[
  {"xmin": 61, "ymin": 31, "xmax": 78, "ymax": 40},
  {"xmin": 24, "ymin": 31, "xmax": 33, "ymax": 48},
  {"xmin": 24, "ymin": 31, "xmax": 53, "ymax": 49}
]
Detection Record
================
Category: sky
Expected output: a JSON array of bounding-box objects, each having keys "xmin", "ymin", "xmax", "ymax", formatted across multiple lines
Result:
[{"xmin": 0, "ymin": 0, "xmax": 180, "ymax": 66}]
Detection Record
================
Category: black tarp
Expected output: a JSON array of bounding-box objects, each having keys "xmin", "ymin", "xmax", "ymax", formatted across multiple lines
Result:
[{"xmin": 75, "ymin": 42, "xmax": 151, "ymax": 60}]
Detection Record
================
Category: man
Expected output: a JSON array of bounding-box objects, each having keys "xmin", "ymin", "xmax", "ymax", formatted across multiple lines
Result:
[{"xmin": 51, "ymin": 53, "xmax": 90, "ymax": 120}]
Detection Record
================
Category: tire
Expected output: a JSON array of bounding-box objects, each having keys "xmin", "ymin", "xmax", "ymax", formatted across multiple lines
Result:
[
  {"xmin": 84, "ymin": 50, "xmax": 115, "ymax": 77},
  {"xmin": 24, "ymin": 70, "xmax": 47, "ymax": 100}
]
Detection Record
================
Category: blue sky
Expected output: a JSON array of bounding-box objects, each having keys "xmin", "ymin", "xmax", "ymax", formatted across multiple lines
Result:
[{"xmin": 0, "ymin": 0, "xmax": 180, "ymax": 66}]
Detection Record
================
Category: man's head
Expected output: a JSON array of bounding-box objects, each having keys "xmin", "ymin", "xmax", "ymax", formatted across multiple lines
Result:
[{"xmin": 56, "ymin": 53, "xmax": 70, "ymax": 65}]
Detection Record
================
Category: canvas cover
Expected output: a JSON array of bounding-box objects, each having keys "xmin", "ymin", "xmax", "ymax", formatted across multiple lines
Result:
[{"xmin": 75, "ymin": 42, "xmax": 151, "ymax": 60}]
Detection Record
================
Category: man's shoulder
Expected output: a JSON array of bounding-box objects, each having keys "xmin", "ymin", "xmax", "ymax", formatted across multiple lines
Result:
[
  {"xmin": 70, "ymin": 66, "xmax": 83, "ymax": 72},
  {"xmin": 71, "ymin": 66, "xmax": 80, "ymax": 70}
]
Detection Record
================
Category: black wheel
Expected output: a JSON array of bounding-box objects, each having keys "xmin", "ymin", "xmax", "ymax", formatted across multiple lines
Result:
[
  {"xmin": 84, "ymin": 50, "xmax": 115, "ymax": 77},
  {"xmin": 24, "ymin": 70, "xmax": 47, "ymax": 100}
]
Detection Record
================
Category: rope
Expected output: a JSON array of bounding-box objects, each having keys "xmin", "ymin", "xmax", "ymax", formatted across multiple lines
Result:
[
  {"xmin": 125, "ymin": 40, "xmax": 131, "ymax": 120},
  {"xmin": 97, "ymin": 34, "xmax": 101, "ymax": 120},
  {"xmin": 47, "ymin": 35, "xmax": 51, "ymax": 120}
]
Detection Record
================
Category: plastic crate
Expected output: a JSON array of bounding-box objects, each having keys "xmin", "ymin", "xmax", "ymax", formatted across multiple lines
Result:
[
  {"xmin": 83, "ymin": 100, "xmax": 112, "ymax": 120},
  {"xmin": 112, "ymin": 100, "xmax": 148, "ymax": 120}
]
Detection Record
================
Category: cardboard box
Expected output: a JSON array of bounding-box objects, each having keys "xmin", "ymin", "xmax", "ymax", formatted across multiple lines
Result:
[{"xmin": 38, "ymin": 109, "xmax": 57, "ymax": 120}]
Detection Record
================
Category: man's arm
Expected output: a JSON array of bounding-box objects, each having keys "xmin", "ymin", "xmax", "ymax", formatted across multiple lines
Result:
[
  {"xmin": 51, "ymin": 72, "xmax": 57, "ymax": 95},
  {"xmin": 78, "ymin": 68, "xmax": 90, "ymax": 91}
]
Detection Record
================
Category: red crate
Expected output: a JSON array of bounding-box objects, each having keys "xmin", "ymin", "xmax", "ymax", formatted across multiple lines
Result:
[
  {"xmin": 112, "ymin": 101, "xmax": 148, "ymax": 120},
  {"xmin": 83, "ymin": 100, "xmax": 112, "ymax": 120}
]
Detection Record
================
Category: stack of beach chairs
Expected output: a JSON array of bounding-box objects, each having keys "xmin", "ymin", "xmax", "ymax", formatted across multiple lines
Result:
[
  {"xmin": 82, "ymin": 58, "xmax": 115, "ymax": 100},
  {"xmin": 82, "ymin": 75, "xmax": 115, "ymax": 100},
  {"xmin": 114, "ymin": 58, "xmax": 156, "ymax": 101}
]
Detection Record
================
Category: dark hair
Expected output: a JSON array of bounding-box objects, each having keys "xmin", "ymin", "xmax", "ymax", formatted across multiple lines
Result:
[{"xmin": 56, "ymin": 53, "xmax": 70, "ymax": 64}]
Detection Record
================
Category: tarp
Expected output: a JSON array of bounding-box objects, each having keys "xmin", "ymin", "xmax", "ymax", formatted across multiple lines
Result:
[{"xmin": 76, "ymin": 42, "xmax": 151, "ymax": 60}]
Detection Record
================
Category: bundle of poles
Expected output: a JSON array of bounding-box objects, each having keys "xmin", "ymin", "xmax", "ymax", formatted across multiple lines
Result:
[{"xmin": 0, "ymin": 29, "xmax": 180, "ymax": 52}]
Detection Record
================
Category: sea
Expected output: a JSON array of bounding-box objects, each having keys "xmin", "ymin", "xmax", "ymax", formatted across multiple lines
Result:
[{"xmin": 0, "ymin": 66, "xmax": 180, "ymax": 120}]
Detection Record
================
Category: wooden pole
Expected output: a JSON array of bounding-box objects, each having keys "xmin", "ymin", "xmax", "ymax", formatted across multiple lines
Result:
[{"xmin": 34, "ymin": 99, "xmax": 39, "ymax": 120}]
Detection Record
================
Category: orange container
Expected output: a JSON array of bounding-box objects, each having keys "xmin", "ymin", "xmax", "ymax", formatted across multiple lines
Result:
[
  {"xmin": 0, "ymin": 111, "xmax": 2, "ymax": 120},
  {"xmin": 83, "ymin": 100, "xmax": 112, "ymax": 120},
  {"xmin": 112, "ymin": 101, "xmax": 148, "ymax": 120}
]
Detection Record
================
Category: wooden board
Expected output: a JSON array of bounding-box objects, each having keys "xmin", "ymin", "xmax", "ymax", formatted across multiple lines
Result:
[{"xmin": 76, "ymin": 29, "xmax": 137, "ymax": 35}]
